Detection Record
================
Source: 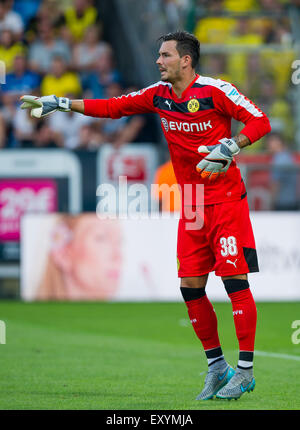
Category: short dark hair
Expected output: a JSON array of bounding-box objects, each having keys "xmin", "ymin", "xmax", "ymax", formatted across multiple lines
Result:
[{"xmin": 158, "ymin": 31, "xmax": 200, "ymax": 69}]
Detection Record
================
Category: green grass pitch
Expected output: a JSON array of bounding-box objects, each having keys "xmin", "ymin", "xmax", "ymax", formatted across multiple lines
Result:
[{"xmin": 0, "ymin": 300, "xmax": 299, "ymax": 410}]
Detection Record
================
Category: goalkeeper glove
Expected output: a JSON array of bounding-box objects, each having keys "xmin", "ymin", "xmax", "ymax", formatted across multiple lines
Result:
[
  {"xmin": 20, "ymin": 95, "xmax": 72, "ymax": 118},
  {"xmin": 196, "ymin": 137, "xmax": 240, "ymax": 180}
]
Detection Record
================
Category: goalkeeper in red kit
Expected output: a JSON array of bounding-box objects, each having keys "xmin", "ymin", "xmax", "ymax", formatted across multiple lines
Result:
[{"xmin": 21, "ymin": 31, "xmax": 271, "ymax": 400}]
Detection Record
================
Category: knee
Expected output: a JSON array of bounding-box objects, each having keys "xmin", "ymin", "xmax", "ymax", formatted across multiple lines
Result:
[
  {"xmin": 180, "ymin": 275, "xmax": 208, "ymax": 289},
  {"xmin": 180, "ymin": 276, "xmax": 208, "ymax": 302}
]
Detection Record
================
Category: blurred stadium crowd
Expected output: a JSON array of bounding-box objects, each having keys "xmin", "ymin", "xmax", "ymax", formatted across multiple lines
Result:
[{"xmin": 0, "ymin": 0, "xmax": 157, "ymax": 149}]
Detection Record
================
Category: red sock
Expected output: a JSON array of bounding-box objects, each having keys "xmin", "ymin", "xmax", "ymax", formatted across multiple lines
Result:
[
  {"xmin": 227, "ymin": 287, "xmax": 257, "ymax": 352},
  {"xmin": 185, "ymin": 295, "xmax": 221, "ymax": 351}
]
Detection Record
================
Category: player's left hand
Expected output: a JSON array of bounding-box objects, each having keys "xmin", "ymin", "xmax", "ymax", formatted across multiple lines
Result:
[{"xmin": 196, "ymin": 137, "xmax": 240, "ymax": 180}]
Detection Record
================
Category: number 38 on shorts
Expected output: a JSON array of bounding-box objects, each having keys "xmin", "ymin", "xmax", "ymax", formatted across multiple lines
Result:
[{"xmin": 220, "ymin": 236, "xmax": 238, "ymax": 257}]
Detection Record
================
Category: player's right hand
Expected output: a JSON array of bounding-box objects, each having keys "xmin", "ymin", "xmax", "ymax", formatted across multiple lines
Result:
[{"xmin": 20, "ymin": 95, "xmax": 71, "ymax": 118}]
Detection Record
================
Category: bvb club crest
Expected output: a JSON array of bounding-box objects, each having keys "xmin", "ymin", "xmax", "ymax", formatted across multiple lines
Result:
[{"xmin": 187, "ymin": 98, "xmax": 200, "ymax": 113}]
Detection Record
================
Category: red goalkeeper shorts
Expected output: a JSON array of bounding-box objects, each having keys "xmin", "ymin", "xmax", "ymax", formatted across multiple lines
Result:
[{"xmin": 177, "ymin": 196, "xmax": 259, "ymax": 277}]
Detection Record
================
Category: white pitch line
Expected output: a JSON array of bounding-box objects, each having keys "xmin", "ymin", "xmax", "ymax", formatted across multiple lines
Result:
[{"xmin": 255, "ymin": 350, "xmax": 300, "ymax": 362}]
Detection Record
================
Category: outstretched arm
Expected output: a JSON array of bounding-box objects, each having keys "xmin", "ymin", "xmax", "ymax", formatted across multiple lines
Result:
[{"xmin": 20, "ymin": 86, "xmax": 157, "ymax": 119}]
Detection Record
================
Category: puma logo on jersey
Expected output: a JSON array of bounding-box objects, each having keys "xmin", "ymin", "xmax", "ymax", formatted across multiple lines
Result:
[
  {"xmin": 161, "ymin": 118, "xmax": 213, "ymax": 133},
  {"xmin": 226, "ymin": 258, "xmax": 238, "ymax": 268},
  {"xmin": 164, "ymin": 100, "xmax": 172, "ymax": 109}
]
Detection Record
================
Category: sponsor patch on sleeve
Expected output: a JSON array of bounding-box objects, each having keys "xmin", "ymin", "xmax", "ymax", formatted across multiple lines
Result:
[{"xmin": 225, "ymin": 85, "xmax": 243, "ymax": 105}]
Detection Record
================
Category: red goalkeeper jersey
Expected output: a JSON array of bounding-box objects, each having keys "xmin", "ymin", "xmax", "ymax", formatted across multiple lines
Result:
[{"xmin": 84, "ymin": 74, "xmax": 271, "ymax": 205}]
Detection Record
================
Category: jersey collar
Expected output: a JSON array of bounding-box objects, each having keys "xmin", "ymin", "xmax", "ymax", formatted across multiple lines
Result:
[{"xmin": 170, "ymin": 74, "xmax": 199, "ymax": 101}]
